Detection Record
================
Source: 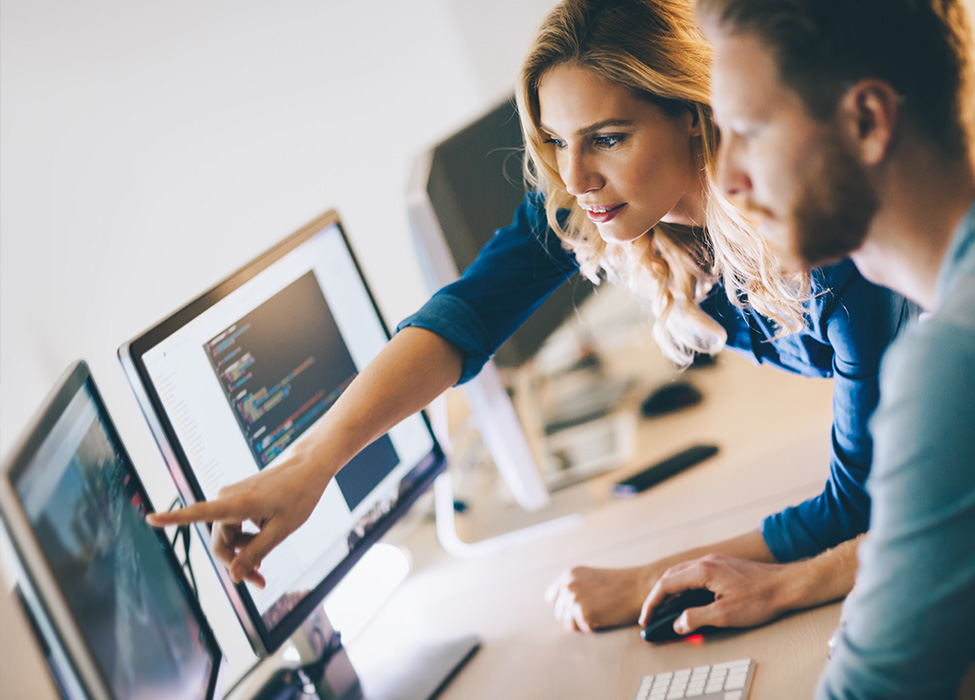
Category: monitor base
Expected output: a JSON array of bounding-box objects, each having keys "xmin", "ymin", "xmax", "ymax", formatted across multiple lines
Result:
[
  {"xmin": 292, "ymin": 606, "xmax": 479, "ymax": 700},
  {"xmin": 351, "ymin": 634, "xmax": 480, "ymax": 700}
]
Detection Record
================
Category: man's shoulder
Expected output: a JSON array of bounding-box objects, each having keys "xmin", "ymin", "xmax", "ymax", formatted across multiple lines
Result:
[
  {"xmin": 930, "ymin": 254, "xmax": 975, "ymax": 337},
  {"xmin": 871, "ymin": 281, "xmax": 975, "ymax": 490},
  {"xmin": 881, "ymin": 283, "xmax": 975, "ymax": 404}
]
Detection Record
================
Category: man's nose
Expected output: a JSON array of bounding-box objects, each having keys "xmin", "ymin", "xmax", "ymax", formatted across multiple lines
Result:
[{"xmin": 716, "ymin": 132, "xmax": 753, "ymax": 198}]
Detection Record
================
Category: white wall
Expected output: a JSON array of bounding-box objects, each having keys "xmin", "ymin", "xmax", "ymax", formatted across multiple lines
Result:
[
  {"xmin": 0, "ymin": 0, "xmax": 552, "ymax": 481},
  {"xmin": 0, "ymin": 0, "xmax": 556, "ymax": 686}
]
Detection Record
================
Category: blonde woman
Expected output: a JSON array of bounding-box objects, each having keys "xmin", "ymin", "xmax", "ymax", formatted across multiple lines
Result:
[{"xmin": 150, "ymin": 0, "xmax": 915, "ymax": 637}]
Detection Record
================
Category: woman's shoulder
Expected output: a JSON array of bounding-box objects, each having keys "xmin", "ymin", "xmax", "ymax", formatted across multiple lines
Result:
[
  {"xmin": 807, "ymin": 259, "xmax": 857, "ymax": 301},
  {"xmin": 467, "ymin": 191, "xmax": 578, "ymax": 277},
  {"xmin": 806, "ymin": 259, "xmax": 899, "ymax": 322},
  {"xmin": 807, "ymin": 259, "xmax": 919, "ymax": 363}
]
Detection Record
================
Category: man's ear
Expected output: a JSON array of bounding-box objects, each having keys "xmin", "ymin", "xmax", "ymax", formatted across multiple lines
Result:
[{"xmin": 838, "ymin": 79, "xmax": 901, "ymax": 166}]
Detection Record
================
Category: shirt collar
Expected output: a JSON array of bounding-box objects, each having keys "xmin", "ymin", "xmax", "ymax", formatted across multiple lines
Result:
[{"xmin": 936, "ymin": 199, "xmax": 975, "ymax": 304}]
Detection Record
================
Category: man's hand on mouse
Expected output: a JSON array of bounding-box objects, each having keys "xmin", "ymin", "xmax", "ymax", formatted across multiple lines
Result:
[
  {"xmin": 640, "ymin": 554, "xmax": 793, "ymax": 635},
  {"xmin": 545, "ymin": 564, "xmax": 661, "ymax": 632}
]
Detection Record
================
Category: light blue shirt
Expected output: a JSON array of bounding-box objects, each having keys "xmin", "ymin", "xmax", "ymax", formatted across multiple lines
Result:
[{"xmin": 817, "ymin": 201, "xmax": 975, "ymax": 699}]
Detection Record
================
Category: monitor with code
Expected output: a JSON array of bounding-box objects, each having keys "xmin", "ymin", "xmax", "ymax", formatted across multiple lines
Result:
[{"xmin": 117, "ymin": 209, "xmax": 447, "ymax": 657}]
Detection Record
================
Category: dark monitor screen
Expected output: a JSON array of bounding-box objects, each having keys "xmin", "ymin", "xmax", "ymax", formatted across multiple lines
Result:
[
  {"xmin": 117, "ymin": 209, "xmax": 446, "ymax": 657},
  {"xmin": 0, "ymin": 361, "xmax": 225, "ymax": 700},
  {"xmin": 413, "ymin": 96, "xmax": 591, "ymax": 369}
]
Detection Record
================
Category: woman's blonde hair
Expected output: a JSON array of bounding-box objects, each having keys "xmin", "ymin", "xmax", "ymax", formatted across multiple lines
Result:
[{"xmin": 516, "ymin": 0, "xmax": 810, "ymax": 366}]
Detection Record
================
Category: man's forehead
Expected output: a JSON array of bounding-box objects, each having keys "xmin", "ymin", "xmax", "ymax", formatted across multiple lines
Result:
[{"xmin": 708, "ymin": 30, "xmax": 789, "ymax": 121}]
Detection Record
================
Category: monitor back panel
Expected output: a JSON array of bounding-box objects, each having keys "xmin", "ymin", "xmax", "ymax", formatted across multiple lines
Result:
[{"xmin": 416, "ymin": 96, "xmax": 591, "ymax": 368}]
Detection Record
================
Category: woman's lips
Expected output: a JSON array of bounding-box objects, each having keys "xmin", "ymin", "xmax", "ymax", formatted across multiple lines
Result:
[{"xmin": 584, "ymin": 203, "xmax": 626, "ymax": 224}]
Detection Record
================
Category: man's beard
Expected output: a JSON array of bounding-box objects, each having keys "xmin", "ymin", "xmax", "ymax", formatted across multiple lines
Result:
[{"xmin": 791, "ymin": 131, "xmax": 878, "ymax": 268}]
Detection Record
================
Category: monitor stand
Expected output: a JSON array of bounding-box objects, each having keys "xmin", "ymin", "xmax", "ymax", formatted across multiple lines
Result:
[
  {"xmin": 10, "ymin": 584, "xmax": 77, "ymax": 700},
  {"xmin": 348, "ymin": 633, "xmax": 481, "ymax": 700},
  {"xmin": 287, "ymin": 606, "xmax": 480, "ymax": 700}
]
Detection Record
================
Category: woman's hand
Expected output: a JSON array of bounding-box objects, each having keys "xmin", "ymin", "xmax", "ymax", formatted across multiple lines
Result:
[
  {"xmin": 146, "ymin": 448, "xmax": 331, "ymax": 588},
  {"xmin": 144, "ymin": 328, "xmax": 467, "ymax": 588}
]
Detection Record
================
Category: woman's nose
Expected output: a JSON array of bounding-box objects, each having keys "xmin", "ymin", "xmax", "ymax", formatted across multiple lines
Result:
[{"xmin": 561, "ymin": 148, "xmax": 602, "ymax": 196}]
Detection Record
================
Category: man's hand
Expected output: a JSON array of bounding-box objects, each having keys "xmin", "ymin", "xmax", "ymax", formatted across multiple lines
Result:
[
  {"xmin": 543, "ymin": 530, "xmax": 858, "ymax": 636},
  {"xmin": 146, "ymin": 451, "xmax": 329, "ymax": 588},
  {"xmin": 545, "ymin": 564, "xmax": 658, "ymax": 632},
  {"xmin": 639, "ymin": 537, "xmax": 861, "ymax": 637},
  {"xmin": 639, "ymin": 554, "xmax": 793, "ymax": 635}
]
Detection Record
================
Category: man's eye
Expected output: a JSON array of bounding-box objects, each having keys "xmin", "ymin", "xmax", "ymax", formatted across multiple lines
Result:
[{"xmin": 725, "ymin": 125, "xmax": 756, "ymax": 142}]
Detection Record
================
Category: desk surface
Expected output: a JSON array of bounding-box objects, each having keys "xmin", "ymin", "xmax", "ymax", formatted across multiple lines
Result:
[
  {"xmin": 346, "ymin": 348, "xmax": 844, "ymax": 700},
  {"xmin": 0, "ymin": 343, "xmax": 855, "ymax": 699},
  {"xmin": 8, "ymin": 344, "xmax": 968, "ymax": 699}
]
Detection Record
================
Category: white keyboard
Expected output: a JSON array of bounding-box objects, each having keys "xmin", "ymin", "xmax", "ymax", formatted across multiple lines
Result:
[{"xmin": 632, "ymin": 658, "xmax": 755, "ymax": 700}]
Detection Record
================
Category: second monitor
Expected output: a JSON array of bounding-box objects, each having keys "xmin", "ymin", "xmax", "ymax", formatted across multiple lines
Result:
[{"xmin": 0, "ymin": 361, "xmax": 226, "ymax": 700}]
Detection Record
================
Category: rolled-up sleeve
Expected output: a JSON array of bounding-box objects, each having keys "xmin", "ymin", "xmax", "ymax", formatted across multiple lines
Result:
[
  {"xmin": 397, "ymin": 193, "xmax": 580, "ymax": 384},
  {"xmin": 760, "ymin": 267, "xmax": 918, "ymax": 561}
]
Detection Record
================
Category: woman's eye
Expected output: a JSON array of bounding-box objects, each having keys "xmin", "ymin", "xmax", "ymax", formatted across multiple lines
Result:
[
  {"xmin": 594, "ymin": 134, "xmax": 623, "ymax": 148},
  {"xmin": 544, "ymin": 137, "xmax": 566, "ymax": 149}
]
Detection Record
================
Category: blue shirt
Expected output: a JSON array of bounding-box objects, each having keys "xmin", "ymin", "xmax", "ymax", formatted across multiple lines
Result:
[
  {"xmin": 817, "ymin": 201, "xmax": 975, "ymax": 699},
  {"xmin": 399, "ymin": 193, "xmax": 917, "ymax": 561}
]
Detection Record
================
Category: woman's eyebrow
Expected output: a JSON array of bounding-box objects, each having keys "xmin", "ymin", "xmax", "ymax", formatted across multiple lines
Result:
[{"xmin": 539, "ymin": 118, "xmax": 636, "ymax": 138}]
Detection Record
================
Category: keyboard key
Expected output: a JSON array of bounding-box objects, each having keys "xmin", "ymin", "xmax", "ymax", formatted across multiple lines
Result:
[
  {"xmin": 726, "ymin": 674, "xmax": 747, "ymax": 690},
  {"xmin": 632, "ymin": 659, "xmax": 755, "ymax": 700}
]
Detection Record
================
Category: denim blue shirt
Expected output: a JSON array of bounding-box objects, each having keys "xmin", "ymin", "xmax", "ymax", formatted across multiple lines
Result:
[
  {"xmin": 817, "ymin": 201, "xmax": 975, "ymax": 699},
  {"xmin": 399, "ymin": 194, "xmax": 917, "ymax": 561}
]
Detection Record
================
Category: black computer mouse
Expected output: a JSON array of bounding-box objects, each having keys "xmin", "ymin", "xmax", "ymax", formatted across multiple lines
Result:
[
  {"xmin": 640, "ymin": 381, "xmax": 703, "ymax": 418},
  {"xmin": 640, "ymin": 588, "xmax": 716, "ymax": 643}
]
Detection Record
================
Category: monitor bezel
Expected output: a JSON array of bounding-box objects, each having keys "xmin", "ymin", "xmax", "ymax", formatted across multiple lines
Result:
[
  {"xmin": 0, "ymin": 360, "xmax": 227, "ymax": 700},
  {"xmin": 117, "ymin": 209, "xmax": 447, "ymax": 657}
]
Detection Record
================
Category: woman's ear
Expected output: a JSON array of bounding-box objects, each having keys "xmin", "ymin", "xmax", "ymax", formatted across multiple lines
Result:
[
  {"xmin": 838, "ymin": 79, "xmax": 901, "ymax": 166},
  {"xmin": 688, "ymin": 108, "xmax": 703, "ymax": 138}
]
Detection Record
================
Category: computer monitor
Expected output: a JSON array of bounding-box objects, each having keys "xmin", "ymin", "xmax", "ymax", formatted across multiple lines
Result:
[
  {"xmin": 407, "ymin": 95, "xmax": 591, "ymax": 369},
  {"xmin": 407, "ymin": 96, "xmax": 595, "ymax": 511},
  {"xmin": 0, "ymin": 361, "xmax": 226, "ymax": 700},
  {"xmin": 116, "ymin": 209, "xmax": 475, "ymax": 688}
]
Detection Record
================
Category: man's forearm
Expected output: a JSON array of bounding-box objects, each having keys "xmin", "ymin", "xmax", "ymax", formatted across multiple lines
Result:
[
  {"xmin": 659, "ymin": 528, "xmax": 779, "ymax": 570},
  {"xmin": 775, "ymin": 535, "xmax": 862, "ymax": 613}
]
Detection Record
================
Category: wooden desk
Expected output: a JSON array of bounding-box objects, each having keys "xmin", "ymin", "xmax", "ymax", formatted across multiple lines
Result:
[
  {"xmin": 3, "ymin": 343, "xmax": 970, "ymax": 698},
  {"xmin": 347, "ymin": 351, "xmax": 845, "ymax": 700},
  {"xmin": 0, "ymin": 576, "xmax": 62, "ymax": 700}
]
